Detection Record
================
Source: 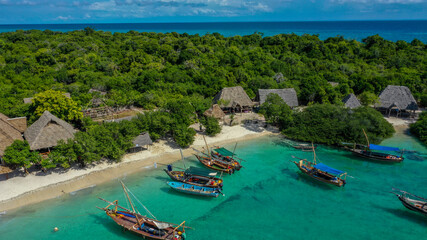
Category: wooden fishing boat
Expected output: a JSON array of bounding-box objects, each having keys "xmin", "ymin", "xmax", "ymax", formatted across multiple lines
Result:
[
  {"xmin": 195, "ymin": 154, "xmax": 236, "ymax": 174},
  {"xmin": 167, "ymin": 182, "xmax": 223, "ymax": 197},
  {"xmin": 344, "ymin": 129, "xmax": 403, "ymax": 163},
  {"xmin": 164, "ymin": 165, "xmax": 224, "ymax": 189},
  {"xmin": 211, "ymin": 146, "xmax": 243, "ymax": 170},
  {"xmin": 292, "ymin": 143, "xmax": 317, "ymax": 151},
  {"xmin": 292, "ymin": 145, "xmax": 347, "ymax": 187},
  {"xmin": 392, "ymin": 189, "xmax": 427, "ymax": 216},
  {"xmin": 97, "ymin": 182, "xmax": 188, "ymax": 240},
  {"xmin": 348, "ymin": 147, "xmax": 403, "ymax": 162}
]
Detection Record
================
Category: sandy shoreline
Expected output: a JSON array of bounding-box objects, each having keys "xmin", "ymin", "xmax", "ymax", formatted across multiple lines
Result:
[
  {"xmin": 0, "ymin": 117, "xmax": 413, "ymax": 212},
  {"xmin": 383, "ymin": 116, "xmax": 415, "ymax": 133},
  {"xmin": 0, "ymin": 124, "xmax": 278, "ymax": 212}
]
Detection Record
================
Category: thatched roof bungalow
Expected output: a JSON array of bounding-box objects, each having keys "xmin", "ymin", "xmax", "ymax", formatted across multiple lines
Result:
[
  {"xmin": 213, "ymin": 86, "xmax": 253, "ymax": 112},
  {"xmin": 342, "ymin": 93, "xmax": 361, "ymax": 109},
  {"xmin": 24, "ymin": 111, "xmax": 76, "ymax": 151},
  {"xmin": 375, "ymin": 85, "xmax": 418, "ymax": 117},
  {"xmin": 0, "ymin": 113, "xmax": 26, "ymax": 156},
  {"xmin": 204, "ymin": 104, "xmax": 226, "ymax": 119},
  {"xmin": 258, "ymin": 89, "xmax": 298, "ymax": 107},
  {"xmin": 129, "ymin": 132, "xmax": 153, "ymax": 153}
]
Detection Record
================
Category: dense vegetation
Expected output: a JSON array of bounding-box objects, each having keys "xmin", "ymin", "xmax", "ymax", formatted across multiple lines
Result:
[
  {"xmin": 1, "ymin": 29, "xmax": 425, "ymax": 171},
  {"xmin": 410, "ymin": 112, "xmax": 427, "ymax": 145},
  {"xmin": 4, "ymin": 106, "xmax": 208, "ymax": 171},
  {"xmin": 0, "ymin": 29, "xmax": 426, "ymax": 119},
  {"xmin": 260, "ymin": 94, "xmax": 395, "ymax": 145}
]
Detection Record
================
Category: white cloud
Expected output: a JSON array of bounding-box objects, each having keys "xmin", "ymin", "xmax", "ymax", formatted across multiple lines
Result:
[
  {"xmin": 88, "ymin": 0, "xmax": 116, "ymax": 10},
  {"xmin": 56, "ymin": 15, "xmax": 73, "ymax": 20}
]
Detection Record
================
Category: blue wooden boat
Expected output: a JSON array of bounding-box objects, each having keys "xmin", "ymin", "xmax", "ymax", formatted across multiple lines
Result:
[{"xmin": 167, "ymin": 182, "xmax": 223, "ymax": 197}]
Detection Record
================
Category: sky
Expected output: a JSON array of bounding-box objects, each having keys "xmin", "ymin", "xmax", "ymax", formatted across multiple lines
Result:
[{"xmin": 0, "ymin": 0, "xmax": 426, "ymax": 24}]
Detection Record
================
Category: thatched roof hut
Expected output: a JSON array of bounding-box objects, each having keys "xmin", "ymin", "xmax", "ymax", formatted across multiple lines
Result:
[
  {"xmin": 376, "ymin": 85, "xmax": 418, "ymax": 112},
  {"xmin": 258, "ymin": 89, "xmax": 298, "ymax": 107},
  {"xmin": 342, "ymin": 93, "xmax": 361, "ymax": 109},
  {"xmin": 129, "ymin": 132, "xmax": 153, "ymax": 153},
  {"xmin": 204, "ymin": 104, "xmax": 226, "ymax": 119},
  {"xmin": 24, "ymin": 111, "xmax": 76, "ymax": 151},
  {"xmin": 213, "ymin": 86, "xmax": 253, "ymax": 110},
  {"xmin": 328, "ymin": 82, "xmax": 339, "ymax": 87},
  {"xmin": 0, "ymin": 114, "xmax": 25, "ymax": 156}
]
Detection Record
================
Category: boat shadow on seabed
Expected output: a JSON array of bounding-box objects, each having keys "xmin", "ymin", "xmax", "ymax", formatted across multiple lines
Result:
[
  {"xmin": 371, "ymin": 203, "xmax": 427, "ymax": 228},
  {"xmin": 90, "ymin": 214, "xmax": 142, "ymax": 240}
]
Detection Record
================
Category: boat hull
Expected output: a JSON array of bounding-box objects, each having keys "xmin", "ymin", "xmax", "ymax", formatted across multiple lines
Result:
[
  {"xmin": 167, "ymin": 182, "xmax": 220, "ymax": 197},
  {"xmin": 398, "ymin": 196, "xmax": 427, "ymax": 216},
  {"xmin": 293, "ymin": 161, "xmax": 345, "ymax": 187},
  {"xmin": 349, "ymin": 149, "xmax": 403, "ymax": 163},
  {"xmin": 104, "ymin": 210, "xmax": 182, "ymax": 240},
  {"xmin": 210, "ymin": 152, "xmax": 243, "ymax": 170},
  {"xmin": 163, "ymin": 169, "xmax": 223, "ymax": 189},
  {"xmin": 195, "ymin": 155, "xmax": 235, "ymax": 174}
]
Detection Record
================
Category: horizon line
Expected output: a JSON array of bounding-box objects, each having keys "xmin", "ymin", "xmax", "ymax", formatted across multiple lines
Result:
[{"xmin": 1, "ymin": 19, "xmax": 427, "ymax": 26}]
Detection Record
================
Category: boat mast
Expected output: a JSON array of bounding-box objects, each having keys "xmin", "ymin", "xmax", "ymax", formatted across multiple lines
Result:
[
  {"xmin": 362, "ymin": 129, "xmax": 370, "ymax": 150},
  {"xmin": 120, "ymin": 181, "xmax": 142, "ymax": 226},
  {"xmin": 312, "ymin": 142, "xmax": 316, "ymax": 165},
  {"xmin": 180, "ymin": 149, "xmax": 186, "ymax": 168},
  {"xmin": 203, "ymin": 135, "xmax": 211, "ymax": 158},
  {"xmin": 232, "ymin": 142, "xmax": 239, "ymax": 163}
]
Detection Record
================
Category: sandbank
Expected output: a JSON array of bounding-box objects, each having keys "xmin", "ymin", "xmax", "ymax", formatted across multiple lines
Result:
[{"xmin": 0, "ymin": 124, "xmax": 277, "ymax": 212}]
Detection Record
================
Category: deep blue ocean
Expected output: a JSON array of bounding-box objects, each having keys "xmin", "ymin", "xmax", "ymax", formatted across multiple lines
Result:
[{"xmin": 0, "ymin": 21, "xmax": 426, "ymax": 42}]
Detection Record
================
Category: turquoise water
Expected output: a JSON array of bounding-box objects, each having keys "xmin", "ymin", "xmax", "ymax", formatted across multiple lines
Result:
[
  {"xmin": 0, "ymin": 131, "xmax": 426, "ymax": 240},
  {"xmin": 1, "ymin": 21, "xmax": 427, "ymax": 42}
]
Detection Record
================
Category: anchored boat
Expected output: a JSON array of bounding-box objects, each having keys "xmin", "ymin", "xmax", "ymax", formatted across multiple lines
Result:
[
  {"xmin": 97, "ymin": 181, "xmax": 189, "ymax": 240},
  {"xmin": 292, "ymin": 145, "xmax": 347, "ymax": 187},
  {"xmin": 164, "ymin": 165, "xmax": 224, "ymax": 189},
  {"xmin": 344, "ymin": 129, "xmax": 403, "ymax": 163},
  {"xmin": 167, "ymin": 181, "xmax": 224, "ymax": 197},
  {"xmin": 392, "ymin": 189, "xmax": 427, "ymax": 216},
  {"xmin": 211, "ymin": 145, "xmax": 243, "ymax": 170},
  {"xmin": 195, "ymin": 154, "xmax": 236, "ymax": 174}
]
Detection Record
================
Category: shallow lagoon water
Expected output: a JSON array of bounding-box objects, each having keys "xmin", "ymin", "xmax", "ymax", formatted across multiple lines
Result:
[{"xmin": 0, "ymin": 131, "xmax": 426, "ymax": 240}]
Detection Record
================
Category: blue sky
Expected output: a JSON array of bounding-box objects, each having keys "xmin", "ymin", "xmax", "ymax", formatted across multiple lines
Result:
[{"xmin": 0, "ymin": 0, "xmax": 426, "ymax": 24}]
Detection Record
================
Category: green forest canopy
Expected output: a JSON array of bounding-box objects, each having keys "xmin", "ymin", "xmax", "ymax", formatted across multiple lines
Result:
[
  {"xmin": 1, "ymin": 30, "xmax": 426, "ymax": 171},
  {"xmin": 0, "ymin": 29, "xmax": 426, "ymax": 118}
]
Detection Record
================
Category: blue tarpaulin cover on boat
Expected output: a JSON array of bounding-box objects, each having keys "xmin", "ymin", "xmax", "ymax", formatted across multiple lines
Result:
[
  {"xmin": 369, "ymin": 144, "xmax": 400, "ymax": 151},
  {"xmin": 314, "ymin": 163, "xmax": 345, "ymax": 175}
]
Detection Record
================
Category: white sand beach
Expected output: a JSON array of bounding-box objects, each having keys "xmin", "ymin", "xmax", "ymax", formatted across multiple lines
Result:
[
  {"xmin": 383, "ymin": 116, "xmax": 416, "ymax": 133},
  {"xmin": 0, "ymin": 123, "xmax": 278, "ymax": 211}
]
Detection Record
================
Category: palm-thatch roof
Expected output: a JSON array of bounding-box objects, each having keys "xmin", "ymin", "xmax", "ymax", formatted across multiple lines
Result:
[
  {"xmin": 0, "ymin": 114, "xmax": 24, "ymax": 156},
  {"xmin": 342, "ymin": 93, "xmax": 361, "ymax": 109},
  {"xmin": 204, "ymin": 104, "xmax": 225, "ymax": 119},
  {"xmin": 376, "ymin": 85, "xmax": 418, "ymax": 111},
  {"xmin": 132, "ymin": 132, "xmax": 153, "ymax": 147},
  {"xmin": 24, "ymin": 111, "xmax": 76, "ymax": 150},
  {"xmin": 258, "ymin": 89, "xmax": 298, "ymax": 107},
  {"xmin": 213, "ymin": 86, "xmax": 253, "ymax": 108},
  {"xmin": 328, "ymin": 82, "xmax": 339, "ymax": 87}
]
